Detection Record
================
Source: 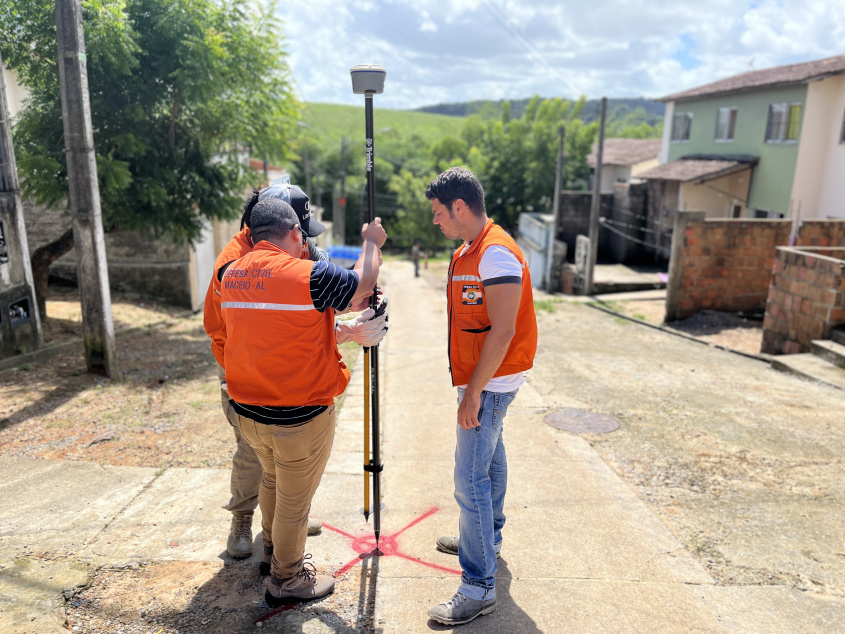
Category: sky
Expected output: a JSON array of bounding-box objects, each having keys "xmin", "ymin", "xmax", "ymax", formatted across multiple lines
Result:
[{"xmin": 276, "ymin": 0, "xmax": 845, "ymax": 110}]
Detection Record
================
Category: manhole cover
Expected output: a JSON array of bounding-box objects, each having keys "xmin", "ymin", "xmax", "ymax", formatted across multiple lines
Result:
[{"xmin": 543, "ymin": 408, "xmax": 620, "ymax": 434}]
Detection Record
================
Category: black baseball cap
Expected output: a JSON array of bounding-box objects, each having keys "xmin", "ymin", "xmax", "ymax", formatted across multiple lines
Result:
[{"xmin": 258, "ymin": 184, "xmax": 326, "ymax": 237}]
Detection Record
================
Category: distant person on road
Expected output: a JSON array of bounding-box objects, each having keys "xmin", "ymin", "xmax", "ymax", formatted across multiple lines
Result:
[
  {"xmin": 425, "ymin": 167, "xmax": 537, "ymax": 626},
  {"xmin": 203, "ymin": 184, "xmax": 387, "ymax": 564},
  {"xmin": 411, "ymin": 240, "xmax": 421, "ymax": 277},
  {"xmin": 219, "ymin": 197, "xmax": 387, "ymax": 605}
]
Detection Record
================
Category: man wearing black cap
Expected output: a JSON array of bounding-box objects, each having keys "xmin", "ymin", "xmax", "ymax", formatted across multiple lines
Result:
[
  {"xmin": 204, "ymin": 184, "xmax": 387, "ymax": 560},
  {"xmin": 219, "ymin": 197, "xmax": 387, "ymax": 604}
]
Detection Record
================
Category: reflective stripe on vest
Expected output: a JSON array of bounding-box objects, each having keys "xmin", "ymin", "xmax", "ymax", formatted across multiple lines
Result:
[{"xmin": 221, "ymin": 301, "xmax": 315, "ymax": 311}]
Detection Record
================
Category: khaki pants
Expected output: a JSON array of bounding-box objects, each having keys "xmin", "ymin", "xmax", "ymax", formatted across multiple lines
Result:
[
  {"xmin": 218, "ymin": 363, "xmax": 261, "ymax": 514},
  {"xmin": 232, "ymin": 404, "xmax": 336, "ymax": 579}
]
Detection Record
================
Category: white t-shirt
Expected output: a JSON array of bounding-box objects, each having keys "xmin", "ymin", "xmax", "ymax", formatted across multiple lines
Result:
[{"xmin": 457, "ymin": 243, "xmax": 525, "ymax": 393}]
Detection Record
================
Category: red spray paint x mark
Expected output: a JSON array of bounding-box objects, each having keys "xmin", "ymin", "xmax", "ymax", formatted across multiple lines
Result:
[
  {"xmin": 254, "ymin": 507, "xmax": 461, "ymax": 625},
  {"xmin": 325, "ymin": 507, "xmax": 462, "ymax": 577}
]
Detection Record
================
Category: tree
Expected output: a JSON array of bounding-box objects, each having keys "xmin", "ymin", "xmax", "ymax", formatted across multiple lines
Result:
[
  {"xmin": 387, "ymin": 169, "xmax": 451, "ymax": 252},
  {"xmin": 464, "ymin": 95, "xmax": 597, "ymax": 231},
  {"xmin": 1, "ymin": 0, "xmax": 298, "ymax": 316}
]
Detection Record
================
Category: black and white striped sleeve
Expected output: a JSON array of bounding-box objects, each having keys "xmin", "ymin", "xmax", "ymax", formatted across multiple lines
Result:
[{"xmin": 310, "ymin": 260, "xmax": 359, "ymax": 312}]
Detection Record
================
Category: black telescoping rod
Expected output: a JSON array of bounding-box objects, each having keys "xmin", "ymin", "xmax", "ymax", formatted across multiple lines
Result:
[
  {"xmin": 350, "ymin": 64, "xmax": 387, "ymax": 549},
  {"xmin": 364, "ymin": 91, "xmax": 383, "ymax": 548}
]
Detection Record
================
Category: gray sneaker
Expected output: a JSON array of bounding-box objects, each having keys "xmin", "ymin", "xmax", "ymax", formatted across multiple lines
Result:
[
  {"xmin": 226, "ymin": 511, "xmax": 253, "ymax": 559},
  {"xmin": 435, "ymin": 536, "xmax": 501, "ymax": 558},
  {"xmin": 428, "ymin": 592, "xmax": 496, "ymax": 625}
]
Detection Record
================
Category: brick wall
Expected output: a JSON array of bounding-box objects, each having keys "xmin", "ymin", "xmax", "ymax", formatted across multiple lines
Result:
[
  {"xmin": 666, "ymin": 213, "xmax": 845, "ymax": 321},
  {"xmin": 762, "ymin": 247, "xmax": 845, "ymax": 354}
]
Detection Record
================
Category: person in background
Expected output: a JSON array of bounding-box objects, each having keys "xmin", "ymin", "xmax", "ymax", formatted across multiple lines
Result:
[{"xmin": 411, "ymin": 239, "xmax": 421, "ymax": 277}]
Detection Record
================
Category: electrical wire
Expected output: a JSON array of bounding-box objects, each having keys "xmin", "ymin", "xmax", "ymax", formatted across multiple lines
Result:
[{"xmin": 598, "ymin": 218, "xmax": 661, "ymax": 249}]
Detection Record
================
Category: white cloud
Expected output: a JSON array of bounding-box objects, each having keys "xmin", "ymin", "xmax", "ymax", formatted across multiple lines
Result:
[{"xmin": 277, "ymin": 0, "xmax": 845, "ymax": 109}]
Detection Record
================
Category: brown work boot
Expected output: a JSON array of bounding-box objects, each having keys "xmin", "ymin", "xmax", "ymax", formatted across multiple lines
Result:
[
  {"xmin": 307, "ymin": 517, "xmax": 322, "ymax": 535},
  {"xmin": 265, "ymin": 555, "xmax": 335, "ymax": 606},
  {"xmin": 226, "ymin": 511, "xmax": 253, "ymax": 559},
  {"xmin": 259, "ymin": 544, "xmax": 273, "ymax": 576}
]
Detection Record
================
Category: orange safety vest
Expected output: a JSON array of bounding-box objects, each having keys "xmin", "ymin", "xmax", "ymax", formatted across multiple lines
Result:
[
  {"xmin": 447, "ymin": 219, "xmax": 537, "ymax": 386},
  {"xmin": 220, "ymin": 241, "xmax": 350, "ymax": 407},
  {"xmin": 204, "ymin": 228, "xmax": 316, "ymax": 366}
]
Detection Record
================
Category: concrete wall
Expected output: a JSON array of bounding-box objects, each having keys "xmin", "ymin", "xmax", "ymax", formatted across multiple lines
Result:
[
  {"xmin": 2, "ymin": 68, "xmax": 27, "ymax": 118},
  {"xmin": 667, "ymin": 85, "xmax": 808, "ymax": 216},
  {"xmin": 791, "ymin": 75, "xmax": 845, "ymax": 220},
  {"xmin": 556, "ymin": 191, "xmax": 614, "ymax": 261},
  {"xmin": 762, "ymin": 247, "xmax": 845, "ymax": 354},
  {"xmin": 666, "ymin": 213, "xmax": 845, "ymax": 321},
  {"xmin": 24, "ymin": 199, "xmax": 206, "ymax": 309},
  {"xmin": 679, "ymin": 169, "xmax": 752, "ymax": 218}
]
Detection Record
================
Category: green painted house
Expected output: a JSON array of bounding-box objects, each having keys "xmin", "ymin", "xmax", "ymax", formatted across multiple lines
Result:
[{"xmin": 643, "ymin": 55, "xmax": 845, "ymax": 222}]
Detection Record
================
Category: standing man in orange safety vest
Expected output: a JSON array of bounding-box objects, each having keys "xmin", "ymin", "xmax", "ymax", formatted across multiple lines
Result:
[
  {"xmin": 220, "ymin": 197, "xmax": 387, "ymax": 605},
  {"xmin": 204, "ymin": 184, "xmax": 386, "ymax": 561},
  {"xmin": 425, "ymin": 167, "xmax": 537, "ymax": 626}
]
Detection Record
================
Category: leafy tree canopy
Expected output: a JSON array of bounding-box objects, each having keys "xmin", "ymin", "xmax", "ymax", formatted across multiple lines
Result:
[{"xmin": 1, "ymin": 0, "xmax": 299, "ymax": 244}]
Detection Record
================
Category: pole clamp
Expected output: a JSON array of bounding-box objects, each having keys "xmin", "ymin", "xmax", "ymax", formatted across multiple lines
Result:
[{"xmin": 363, "ymin": 462, "xmax": 384, "ymax": 473}]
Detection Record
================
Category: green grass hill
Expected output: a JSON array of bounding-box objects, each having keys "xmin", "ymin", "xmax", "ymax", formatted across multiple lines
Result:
[{"xmin": 301, "ymin": 102, "xmax": 465, "ymax": 147}]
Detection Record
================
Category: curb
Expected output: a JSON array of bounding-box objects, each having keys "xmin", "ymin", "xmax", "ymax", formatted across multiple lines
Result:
[{"xmin": 584, "ymin": 301, "xmax": 772, "ymax": 364}]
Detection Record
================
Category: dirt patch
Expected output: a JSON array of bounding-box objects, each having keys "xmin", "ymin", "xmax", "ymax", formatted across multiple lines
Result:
[
  {"xmin": 65, "ymin": 559, "xmax": 377, "ymax": 633},
  {"xmin": 0, "ymin": 286, "xmax": 360, "ymax": 469},
  {"xmin": 596, "ymin": 297, "xmax": 765, "ymax": 356}
]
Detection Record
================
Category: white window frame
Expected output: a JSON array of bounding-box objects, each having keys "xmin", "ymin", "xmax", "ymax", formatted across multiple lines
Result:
[
  {"xmin": 714, "ymin": 106, "xmax": 737, "ymax": 142},
  {"xmin": 671, "ymin": 112, "xmax": 692, "ymax": 143},
  {"xmin": 766, "ymin": 102, "xmax": 802, "ymax": 144}
]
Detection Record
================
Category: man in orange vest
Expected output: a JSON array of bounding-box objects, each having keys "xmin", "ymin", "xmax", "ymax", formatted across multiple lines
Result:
[
  {"xmin": 424, "ymin": 167, "xmax": 537, "ymax": 626},
  {"xmin": 204, "ymin": 184, "xmax": 387, "ymax": 561},
  {"xmin": 220, "ymin": 197, "xmax": 386, "ymax": 605}
]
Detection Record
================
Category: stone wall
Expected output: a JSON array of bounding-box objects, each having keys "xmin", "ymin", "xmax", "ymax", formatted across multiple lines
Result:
[
  {"xmin": 762, "ymin": 247, "xmax": 845, "ymax": 354},
  {"xmin": 666, "ymin": 212, "xmax": 845, "ymax": 321}
]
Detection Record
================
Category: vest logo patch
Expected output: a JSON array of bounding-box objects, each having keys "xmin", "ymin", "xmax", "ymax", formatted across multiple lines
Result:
[{"xmin": 462, "ymin": 284, "xmax": 483, "ymax": 305}]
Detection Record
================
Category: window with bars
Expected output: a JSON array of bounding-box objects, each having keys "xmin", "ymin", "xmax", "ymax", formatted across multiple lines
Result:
[
  {"xmin": 714, "ymin": 107, "xmax": 737, "ymax": 142},
  {"xmin": 671, "ymin": 112, "xmax": 692, "ymax": 142},
  {"xmin": 766, "ymin": 102, "xmax": 802, "ymax": 143}
]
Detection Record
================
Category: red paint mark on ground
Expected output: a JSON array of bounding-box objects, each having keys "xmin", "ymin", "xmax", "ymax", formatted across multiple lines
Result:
[
  {"xmin": 255, "ymin": 601, "xmax": 299, "ymax": 624},
  {"xmin": 324, "ymin": 507, "xmax": 462, "ymax": 577},
  {"xmin": 256, "ymin": 507, "xmax": 459, "ymax": 625}
]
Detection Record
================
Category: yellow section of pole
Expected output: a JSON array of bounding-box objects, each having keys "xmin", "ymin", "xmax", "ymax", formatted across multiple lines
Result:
[{"xmin": 363, "ymin": 348, "xmax": 371, "ymax": 520}]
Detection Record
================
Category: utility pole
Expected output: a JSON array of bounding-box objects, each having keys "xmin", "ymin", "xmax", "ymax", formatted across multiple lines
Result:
[
  {"xmin": 585, "ymin": 97, "xmax": 607, "ymax": 296},
  {"xmin": 337, "ymin": 136, "xmax": 348, "ymax": 245},
  {"xmin": 55, "ymin": 0, "xmax": 117, "ymax": 377},
  {"xmin": 262, "ymin": 149, "xmax": 269, "ymax": 183},
  {"xmin": 545, "ymin": 125, "xmax": 565, "ymax": 292}
]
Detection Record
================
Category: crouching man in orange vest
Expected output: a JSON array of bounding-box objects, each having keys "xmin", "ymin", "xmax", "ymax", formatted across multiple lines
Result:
[
  {"xmin": 425, "ymin": 167, "xmax": 537, "ymax": 626},
  {"xmin": 220, "ymin": 197, "xmax": 387, "ymax": 605}
]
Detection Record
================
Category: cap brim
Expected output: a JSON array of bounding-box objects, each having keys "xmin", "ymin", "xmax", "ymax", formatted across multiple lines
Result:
[{"xmin": 305, "ymin": 217, "xmax": 326, "ymax": 237}]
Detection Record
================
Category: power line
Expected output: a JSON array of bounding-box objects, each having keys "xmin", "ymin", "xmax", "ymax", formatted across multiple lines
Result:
[
  {"xmin": 481, "ymin": 0, "xmax": 575, "ymax": 96},
  {"xmin": 598, "ymin": 218, "xmax": 660, "ymax": 249}
]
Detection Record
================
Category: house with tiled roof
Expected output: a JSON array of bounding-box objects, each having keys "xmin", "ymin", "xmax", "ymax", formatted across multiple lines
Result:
[
  {"xmin": 642, "ymin": 54, "xmax": 845, "ymax": 221},
  {"xmin": 587, "ymin": 138, "xmax": 661, "ymax": 193}
]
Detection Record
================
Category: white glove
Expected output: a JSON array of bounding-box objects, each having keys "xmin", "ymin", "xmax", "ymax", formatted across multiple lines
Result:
[{"xmin": 337, "ymin": 307, "xmax": 388, "ymax": 347}]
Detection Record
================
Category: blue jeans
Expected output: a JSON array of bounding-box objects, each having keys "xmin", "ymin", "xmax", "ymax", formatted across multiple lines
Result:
[{"xmin": 455, "ymin": 387, "xmax": 518, "ymax": 601}]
